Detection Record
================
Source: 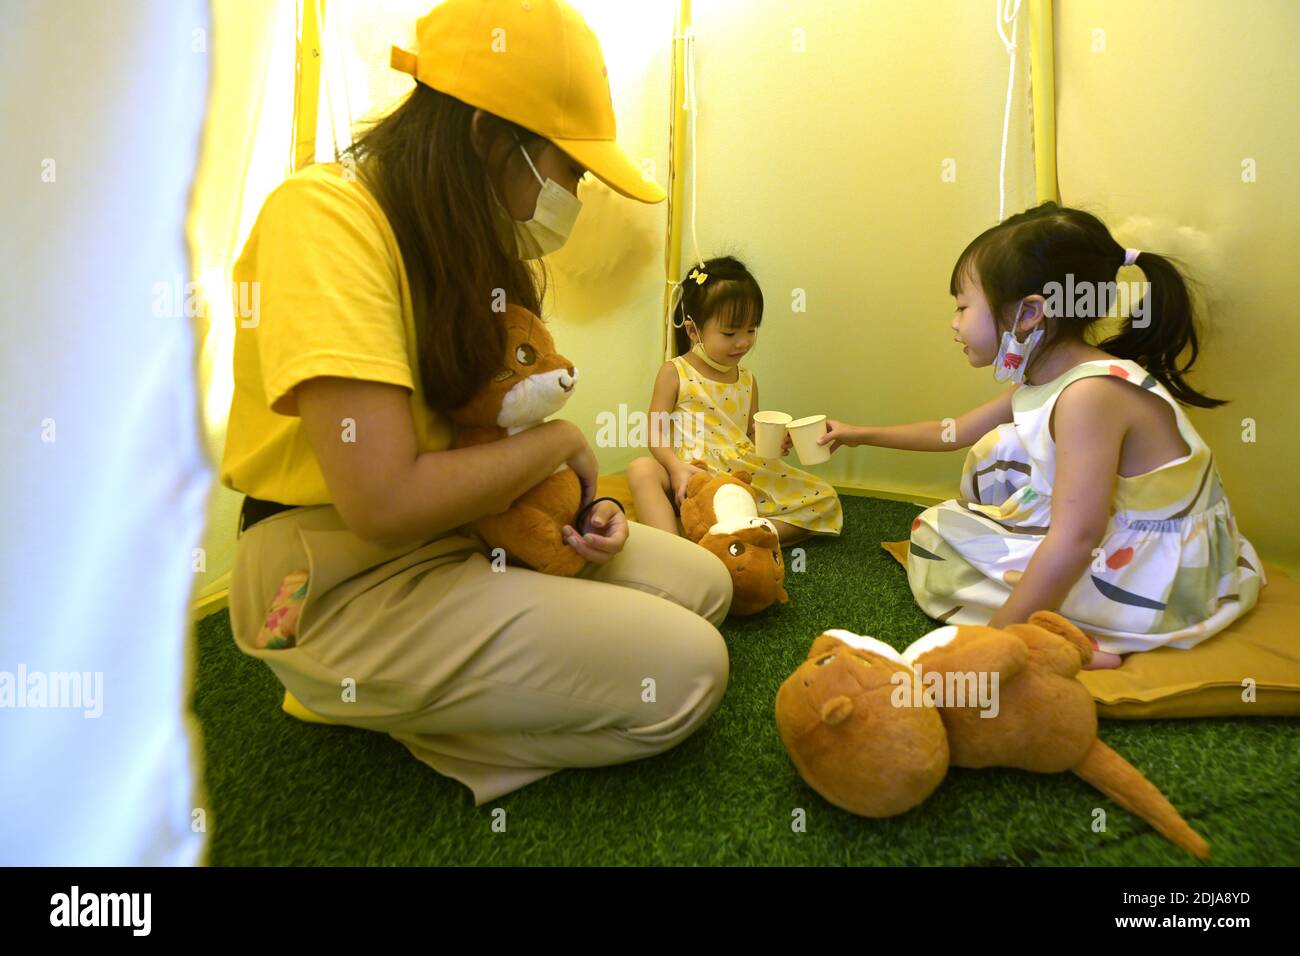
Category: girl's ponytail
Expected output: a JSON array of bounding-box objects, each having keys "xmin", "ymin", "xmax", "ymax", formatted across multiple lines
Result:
[
  {"xmin": 1098, "ymin": 251, "xmax": 1226, "ymax": 408},
  {"xmin": 950, "ymin": 202, "xmax": 1226, "ymax": 409}
]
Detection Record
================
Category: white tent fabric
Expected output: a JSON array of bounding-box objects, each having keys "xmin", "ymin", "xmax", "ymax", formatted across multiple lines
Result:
[{"xmin": 0, "ymin": 0, "xmax": 211, "ymax": 865}]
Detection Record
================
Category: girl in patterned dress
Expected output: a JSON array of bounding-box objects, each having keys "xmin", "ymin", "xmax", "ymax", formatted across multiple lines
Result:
[
  {"xmin": 820, "ymin": 203, "xmax": 1262, "ymax": 669},
  {"xmin": 628, "ymin": 256, "xmax": 843, "ymax": 546}
]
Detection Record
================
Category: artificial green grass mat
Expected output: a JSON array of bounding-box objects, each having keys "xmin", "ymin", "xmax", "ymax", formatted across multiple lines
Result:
[{"xmin": 192, "ymin": 495, "xmax": 1300, "ymax": 865}]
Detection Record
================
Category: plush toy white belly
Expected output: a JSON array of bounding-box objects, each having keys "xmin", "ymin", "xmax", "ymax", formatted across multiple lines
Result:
[{"xmin": 708, "ymin": 483, "xmax": 778, "ymax": 537}]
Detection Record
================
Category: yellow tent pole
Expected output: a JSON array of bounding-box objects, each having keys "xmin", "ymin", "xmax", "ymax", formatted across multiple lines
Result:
[
  {"xmin": 292, "ymin": 0, "xmax": 325, "ymax": 172},
  {"xmin": 1027, "ymin": 0, "xmax": 1059, "ymax": 203},
  {"xmin": 662, "ymin": 0, "xmax": 691, "ymax": 360}
]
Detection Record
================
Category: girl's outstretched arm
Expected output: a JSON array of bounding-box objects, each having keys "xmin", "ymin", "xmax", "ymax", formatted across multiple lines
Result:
[
  {"xmin": 822, "ymin": 387, "xmax": 1017, "ymax": 452},
  {"xmin": 987, "ymin": 377, "xmax": 1125, "ymax": 628}
]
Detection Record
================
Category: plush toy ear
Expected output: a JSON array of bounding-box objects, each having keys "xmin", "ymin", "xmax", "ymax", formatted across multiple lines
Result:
[
  {"xmin": 685, "ymin": 470, "xmax": 714, "ymax": 499},
  {"xmin": 807, "ymin": 633, "xmax": 845, "ymax": 659},
  {"xmin": 820, "ymin": 695, "xmax": 854, "ymax": 727},
  {"xmin": 688, "ymin": 458, "xmax": 710, "ymax": 471},
  {"xmin": 732, "ymin": 470, "xmax": 753, "ymax": 485},
  {"xmin": 1027, "ymin": 610, "xmax": 1094, "ymax": 665}
]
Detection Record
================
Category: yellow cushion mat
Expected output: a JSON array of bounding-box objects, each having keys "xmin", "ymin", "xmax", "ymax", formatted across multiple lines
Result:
[{"xmin": 881, "ymin": 539, "xmax": 1300, "ymax": 719}]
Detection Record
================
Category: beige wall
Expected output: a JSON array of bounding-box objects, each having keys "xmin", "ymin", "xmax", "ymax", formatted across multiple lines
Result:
[{"xmin": 682, "ymin": 0, "xmax": 1038, "ymax": 509}]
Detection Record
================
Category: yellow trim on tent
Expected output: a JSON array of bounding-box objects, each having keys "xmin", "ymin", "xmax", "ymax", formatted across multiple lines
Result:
[
  {"xmin": 662, "ymin": 0, "xmax": 691, "ymax": 360},
  {"xmin": 1027, "ymin": 0, "xmax": 1059, "ymax": 203},
  {"xmin": 291, "ymin": 0, "xmax": 325, "ymax": 172}
]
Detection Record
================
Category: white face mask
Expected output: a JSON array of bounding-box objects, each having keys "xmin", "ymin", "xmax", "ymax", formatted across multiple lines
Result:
[
  {"xmin": 685, "ymin": 318, "xmax": 755, "ymax": 372},
  {"xmin": 993, "ymin": 300, "xmax": 1044, "ymax": 384},
  {"xmin": 494, "ymin": 137, "xmax": 582, "ymax": 259}
]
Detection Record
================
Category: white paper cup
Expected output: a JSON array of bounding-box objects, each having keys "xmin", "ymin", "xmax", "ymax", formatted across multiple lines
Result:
[
  {"xmin": 752, "ymin": 411, "xmax": 793, "ymax": 458},
  {"xmin": 787, "ymin": 414, "xmax": 831, "ymax": 465}
]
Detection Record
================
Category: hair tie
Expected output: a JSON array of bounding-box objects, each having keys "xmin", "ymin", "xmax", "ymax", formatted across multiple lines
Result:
[
  {"xmin": 1123, "ymin": 248, "xmax": 1141, "ymax": 266},
  {"xmin": 575, "ymin": 497, "xmax": 625, "ymax": 529}
]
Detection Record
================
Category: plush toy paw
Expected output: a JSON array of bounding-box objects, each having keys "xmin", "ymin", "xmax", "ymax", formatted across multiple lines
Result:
[{"xmin": 476, "ymin": 469, "xmax": 585, "ymax": 576}]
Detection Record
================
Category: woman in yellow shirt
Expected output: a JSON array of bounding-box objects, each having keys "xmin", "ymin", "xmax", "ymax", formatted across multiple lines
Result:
[{"xmin": 220, "ymin": 0, "xmax": 731, "ymax": 806}]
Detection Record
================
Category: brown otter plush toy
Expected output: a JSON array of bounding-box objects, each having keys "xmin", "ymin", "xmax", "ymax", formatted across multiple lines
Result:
[
  {"xmin": 776, "ymin": 630, "xmax": 949, "ymax": 816},
  {"xmin": 776, "ymin": 611, "xmax": 1211, "ymax": 859},
  {"xmin": 679, "ymin": 459, "xmax": 788, "ymax": 616},
  {"xmin": 448, "ymin": 304, "xmax": 584, "ymax": 576}
]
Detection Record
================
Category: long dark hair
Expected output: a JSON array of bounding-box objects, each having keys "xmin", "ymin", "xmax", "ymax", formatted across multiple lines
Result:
[
  {"xmin": 950, "ymin": 201, "xmax": 1224, "ymax": 407},
  {"xmin": 336, "ymin": 84, "xmax": 549, "ymax": 413},
  {"xmin": 672, "ymin": 255, "xmax": 764, "ymax": 356}
]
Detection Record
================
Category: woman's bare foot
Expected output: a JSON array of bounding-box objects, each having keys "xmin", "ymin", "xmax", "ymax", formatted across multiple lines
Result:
[{"xmin": 1082, "ymin": 650, "xmax": 1124, "ymax": 670}]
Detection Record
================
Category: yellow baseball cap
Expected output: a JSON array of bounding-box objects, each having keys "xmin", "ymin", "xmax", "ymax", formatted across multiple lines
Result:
[{"xmin": 391, "ymin": 0, "xmax": 665, "ymax": 203}]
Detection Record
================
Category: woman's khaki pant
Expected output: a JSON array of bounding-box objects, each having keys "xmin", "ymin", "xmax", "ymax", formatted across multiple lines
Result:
[{"xmin": 228, "ymin": 504, "xmax": 733, "ymax": 805}]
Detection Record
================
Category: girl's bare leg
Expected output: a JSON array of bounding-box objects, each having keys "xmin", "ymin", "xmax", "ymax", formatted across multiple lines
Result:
[
  {"xmin": 627, "ymin": 457, "xmax": 681, "ymax": 536},
  {"xmin": 1082, "ymin": 650, "xmax": 1124, "ymax": 670},
  {"xmin": 769, "ymin": 519, "xmax": 811, "ymax": 547}
]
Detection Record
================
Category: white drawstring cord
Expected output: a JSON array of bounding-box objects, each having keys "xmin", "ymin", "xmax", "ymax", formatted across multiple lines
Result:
[
  {"xmin": 667, "ymin": 24, "xmax": 706, "ymax": 334},
  {"xmin": 685, "ymin": 25, "xmax": 704, "ymax": 278},
  {"xmin": 997, "ymin": 0, "xmax": 1023, "ymax": 222}
]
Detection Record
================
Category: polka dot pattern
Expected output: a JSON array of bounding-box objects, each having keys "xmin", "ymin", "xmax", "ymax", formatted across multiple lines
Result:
[{"xmin": 668, "ymin": 357, "xmax": 843, "ymax": 535}]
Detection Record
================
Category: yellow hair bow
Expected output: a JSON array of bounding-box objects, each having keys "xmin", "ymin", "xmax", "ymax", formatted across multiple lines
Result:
[{"xmin": 689, "ymin": 268, "xmax": 709, "ymax": 284}]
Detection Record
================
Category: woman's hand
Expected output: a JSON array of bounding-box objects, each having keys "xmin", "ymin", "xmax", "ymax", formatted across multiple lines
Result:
[
  {"xmin": 818, "ymin": 418, "xmax": 864, "ymax": 454},
  {"xmin": 561, "ymin": 501, "xmax": 628, "ymax": 564},
  {"xmin": 670, "ymin": 462, "xmax": 707, "ymax": 508}
]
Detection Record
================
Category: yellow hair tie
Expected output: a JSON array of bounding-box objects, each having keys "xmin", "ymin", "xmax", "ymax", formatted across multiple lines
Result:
[{"xmin": 689, "ymin": 268, "xmax": 708, "ymax": 284}]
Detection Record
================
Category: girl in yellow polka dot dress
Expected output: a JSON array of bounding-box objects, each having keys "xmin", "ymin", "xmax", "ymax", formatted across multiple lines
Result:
[{"xmin": 628, "ymin": 256, "xmax": 843, "ymax": 545}]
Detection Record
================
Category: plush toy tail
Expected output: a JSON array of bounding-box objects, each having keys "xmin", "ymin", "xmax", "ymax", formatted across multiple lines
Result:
[{"xmin": 1072, "ymin": 738, "xmax": 1210, "ymax": 860}]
